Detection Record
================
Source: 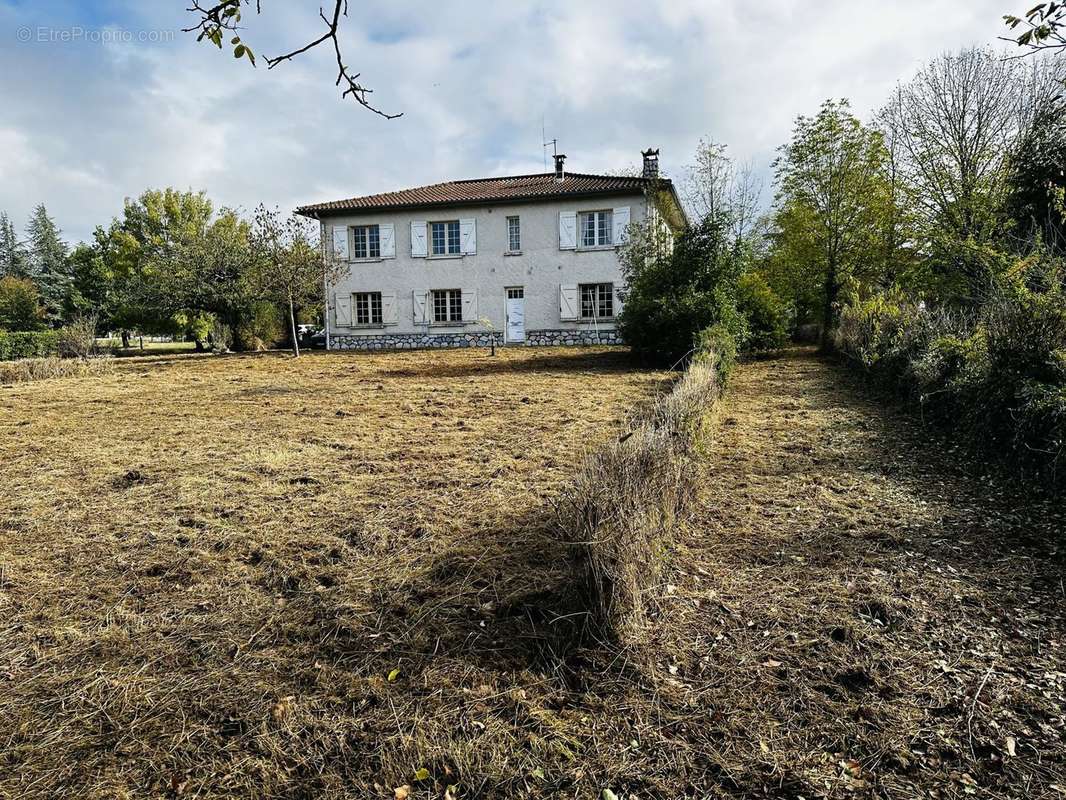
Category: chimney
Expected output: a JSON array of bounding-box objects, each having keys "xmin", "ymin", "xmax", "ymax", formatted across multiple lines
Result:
[
  {"xmin": 553, "ymin": 153, "xmax": 567, "ymax": 182},
  {"xmin": 641, "ymin": 147, "xmax": 660, "ymax": 179}
]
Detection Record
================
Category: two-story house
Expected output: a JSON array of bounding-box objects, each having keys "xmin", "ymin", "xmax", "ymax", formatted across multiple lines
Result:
[{"xmin": 295, "ymin": 148, "xmax": 685, "ymax": 350}]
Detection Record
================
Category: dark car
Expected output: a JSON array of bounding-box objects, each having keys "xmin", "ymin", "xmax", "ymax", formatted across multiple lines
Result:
[{"xmin": 308, "ymin": 329, "xmax": 327, "ymax": 349}]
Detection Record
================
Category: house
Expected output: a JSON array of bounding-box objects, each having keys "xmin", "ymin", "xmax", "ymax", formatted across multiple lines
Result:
[{"xmin": 295, "ymin": 148, "xmax": 686, "ymax": 350}]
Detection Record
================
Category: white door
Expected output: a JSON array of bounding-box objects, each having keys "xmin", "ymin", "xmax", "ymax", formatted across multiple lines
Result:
[{"xmin": 505, "ymin": 287, "xmax": 525, "ymax": 343}]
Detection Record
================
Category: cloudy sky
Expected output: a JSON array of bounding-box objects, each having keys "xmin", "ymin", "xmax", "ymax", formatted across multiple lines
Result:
[{"xmin": 0, "ymin": 0, "xmax": 1016, "ymax": 244}]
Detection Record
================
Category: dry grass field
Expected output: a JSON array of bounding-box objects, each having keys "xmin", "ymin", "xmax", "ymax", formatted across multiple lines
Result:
[
  {"xmin": 0, "ymin": 347, "xmax": 671, "ymax": 799},
  {"xmin": 2, "ymin": 347, "xmax": 1063, "ymax": 799}
]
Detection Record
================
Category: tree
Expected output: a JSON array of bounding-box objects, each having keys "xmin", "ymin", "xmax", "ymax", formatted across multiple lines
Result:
[
  {"xmin": 681, "ymin": 140, "xmax": 763, "ymax": 250},
  {"xmin": 65, "ymin": 238, "xmax": 114, "ymax": 329},
  {"xmin": 617, "ymin": 215, "xmax": 747, "ymax": 365},
  {"xmin": 1004, "ymin": 3, "xmax": 1066, "ymax": 55},
  {"xmin": 184, "ymin": 0, "xmax": 400, "ymax": 118},
  {"xmin": 0, "ymin": 276, "xmax": 45, "ymax": 331},
  {"xmin": 1006, "ymin": 91, "xmax": 1066, "ymax": 248},
  {"xmin": 772, "ymin": 99, "xmax": 889, "ymax": 343},
  {"xmin": 250, "ymin": 205, "xmax": 337, "ymax": 357},
  {"xmin": 0, "ymin": 212, "xmax": 25, "ymax": 278},
  {"xmin": 24, "ymin": 204, "xmax": 70, "ymax": 324}
]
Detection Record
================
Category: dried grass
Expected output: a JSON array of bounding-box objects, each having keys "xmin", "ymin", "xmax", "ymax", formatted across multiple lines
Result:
[
  {"xmin": 556, "ymin": 358, "xmax": 724, "ymax": 642},
  {"xmin": 0, "ymin": 355, "xmax": 114, "ymax": 384}
]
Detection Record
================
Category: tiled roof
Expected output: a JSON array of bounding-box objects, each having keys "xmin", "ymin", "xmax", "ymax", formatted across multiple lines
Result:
[{"xmin": 296, "ymin": 172, "xmax": 664, "ymax": 216}]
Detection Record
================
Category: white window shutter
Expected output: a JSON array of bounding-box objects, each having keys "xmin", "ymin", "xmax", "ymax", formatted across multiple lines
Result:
[
  {"xmin": 335, "ymin": 293, "xmax": 352, "ymax": 326},
  {"xmin": 410, "ymin": 221, "xmax": 428, "ymax": 257},
  {"xmin": 381, "ymin": 291, "xmax": 398, "ymax": 324},
  {"xmin": 460, "ymin": 218, "xmax": 476, "ymax": 254},
  {"xmin": 614, "ymin": 284, "xmax": 626, "ymax": 316},
  {"xmin": 612, "ymin": 206, "xmax": 631, "ymax": 245},
  {"xmin": 559, "ymin": 284, "xmax": 578, "ymax": 320},
  {"xmin": 559, "ymin": 211, "xmax": 577, "ymax": 250},
  {"xmin": 379, "ymin": 223, "xmax": 395, "ymax": 258},
  {"xmin": 332, "ymin": 226, "xmax": 350, "ymax": 261},
  {"xmin": 412, "ymin": 289, "xmax": 428, "ymax": 323},
  {"xmin": 461, "ymin": 288, "xmax": 478, "ymax": 323}
]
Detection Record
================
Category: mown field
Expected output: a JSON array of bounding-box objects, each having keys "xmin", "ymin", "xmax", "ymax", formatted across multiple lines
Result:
[
  {"xmin": 2, "ymin": 347, "xmax": 1063, "ymax": 800},
  {"xmin": 0, "ymin": 347, "xmax": 671, "ymax": 799}
]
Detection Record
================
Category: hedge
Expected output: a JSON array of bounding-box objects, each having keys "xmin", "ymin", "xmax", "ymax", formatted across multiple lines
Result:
[{"xmin": 0, "ymin": 331, "xmax": 60, "ymax": 361}]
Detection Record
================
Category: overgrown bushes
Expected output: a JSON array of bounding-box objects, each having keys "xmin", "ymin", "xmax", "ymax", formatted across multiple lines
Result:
[
  {"xmin": 0, "ymin": 330, "xmax": 59, "ymax": 361},
  {"xmin": 737, "ymin": 272, "xmax": 791, "ymax": 352},
  {"xmin": 556, "ymin": 327, "xmax": 734, "ymax": 642},
  {"xmin": 835, "ymin": 269, "xmax": 1066, "ymax": 484}
]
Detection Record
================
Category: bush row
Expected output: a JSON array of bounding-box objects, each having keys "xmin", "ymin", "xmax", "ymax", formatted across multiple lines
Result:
[
  {"xmin": 0, "ymin": 331, "xmax": 59, "ymax": 361},
  {"xmin": 555, "ymin": 325, "xmax": 735, "ymax": 643},
  {"xmin": 0, "ymin": 356, "xmax": 115, "ymax": 385},
  {"xmin": 834, "ymin": 277, "xmax": 1066, "ymax": 486}
]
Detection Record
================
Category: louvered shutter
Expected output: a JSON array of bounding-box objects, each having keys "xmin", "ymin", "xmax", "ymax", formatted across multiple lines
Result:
[
  {"xmin": 410, "ymin": 221, "xmax": 428, "ymax": 257},
  {"xmin": 460, "ymin": 218, "xmax": 476, "ymax": 254},
  {"xmin": 612, "ymin": 206, "xmax": 631, "ymax": 245},
  {"xmin": 614, "ymin": 284, "xmax": 626, "ymax": 317},
  {"xmin": 559, "ymin": 284, "xmax": 578, "ymax": 321},
  {"xmin": 381, "ymin": 291, "xmax": 398, "ymax": 324},
  {"xmin": 335, "ymin": 293, "xmax": 352, "ymax": 326},
  {"xmin": 379, "ymin": 223, "xmax": 395, "ymax": 258},
  {"xmin": 559, "ymin": 211, "xmax": 577, "ymax": 250}
]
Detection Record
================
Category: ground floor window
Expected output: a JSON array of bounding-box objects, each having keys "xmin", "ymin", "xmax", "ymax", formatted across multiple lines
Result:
[
  {"xmin": 580, "ymin": 283, "xmax": 614, "ymax": 319},
  {"xmin": 432, "ymin": 289, "xmax": 463, "ymax": 323},
  {"xmin": 354, "ymin": 291, "xmax": 383, "ymax": 325}
]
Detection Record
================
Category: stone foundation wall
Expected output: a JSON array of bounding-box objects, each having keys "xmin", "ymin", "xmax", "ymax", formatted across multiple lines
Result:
[
  {"xmin": 328, "ymin": 328, "xmax": 623, "ymax": 351},
  {"xmin": 525, "ymin": 329, "xmax": 623, "ymax": 347}
]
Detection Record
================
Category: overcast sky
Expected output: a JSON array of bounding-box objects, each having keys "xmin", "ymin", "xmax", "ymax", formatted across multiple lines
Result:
[{"xmin": 0, "ymin": 0, "xmax": 1015, "ymax": 244}]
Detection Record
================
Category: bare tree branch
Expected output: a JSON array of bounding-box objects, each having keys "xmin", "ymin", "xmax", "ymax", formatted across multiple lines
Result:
[{"xmin": 184, "ymin": 0, "xmax": 401, "ymax": 119}]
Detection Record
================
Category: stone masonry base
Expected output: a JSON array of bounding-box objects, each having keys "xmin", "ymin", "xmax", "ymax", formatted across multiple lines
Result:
[{"xmin": 328, "ymin": 328, "xmax": 622, "ymax": 351}]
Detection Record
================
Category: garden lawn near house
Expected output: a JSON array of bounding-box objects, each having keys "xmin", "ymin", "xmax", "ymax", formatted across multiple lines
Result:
[{"xmin": 0, "ymin": 346, "xmax": 1063, "ymax": 799}]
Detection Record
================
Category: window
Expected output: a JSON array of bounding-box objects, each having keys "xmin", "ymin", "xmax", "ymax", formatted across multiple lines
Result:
[
  {"xmin": 432, "ymin": 289, "xmax": 463, "ymax": 323},
  {"xmin": 353, "ymin": 225, "xmax": 380, "ymax": 259},
  {"xmin": 580, "ymin": 283, "xmax": 614, "ymax": 319},
  {"xmin": 507, "ymin": 216, "xmax": 521, "ymax": 252},
  {"xmin": 580, "ymin": 210, "xmax": 613, "ymax": 247},
  {"xmin": 431, "ymin": 221, "xmax": 461, "ymax": 255},
  {"xmin": 354, "ymin": 292, "xmax": 382, "ymax": 325}
]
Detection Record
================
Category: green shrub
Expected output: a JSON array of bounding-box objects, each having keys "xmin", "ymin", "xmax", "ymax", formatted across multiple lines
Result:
[
  {"xmin": 835, "ymin": 268, "xmax": 1066, "ymax": 485},
  {"xmin": 238, "ymin": 301, "xmax": 284, "ymax": 351},
  {"xmin": 0, "ymin": 276, "xmax": 45, "ymax": 331},
  {"xmin": 737, "ymin": 272, "xmax": 790, "ymax": 352},
  {"xmin": 0, "ymin": 330, "xmax": 59, "ymax": 361},
  {"xmin": 694, "ymin": 323, "xmax": 739, "ymax": 385}
]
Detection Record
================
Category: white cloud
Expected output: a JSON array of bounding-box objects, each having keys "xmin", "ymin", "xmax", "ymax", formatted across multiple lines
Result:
[{"xmin": 0, "ymin": 0, "xmax": 1013, "ymax": 243}]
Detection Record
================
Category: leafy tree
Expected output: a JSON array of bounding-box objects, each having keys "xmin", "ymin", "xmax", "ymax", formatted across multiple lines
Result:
[
  {"xmin": 0, "ymin": 212, "xmax": 25, "ymax": 278},
  {"xmin": 24, "ymin": 204, "xmax": 71, "ymax": 323},
  {"xmin": 618, "ymin": 215, "xmax": 747, "ymax": 365},
  {"xmin": 736, "ymin": 272, "xmax": 790, "ymax": 351},
  {"xmin": 65, "ymin": 238, "xmax": 114, "ymax": 331},
  {"xmin": 250, "ymin": 205, "xmax": 336, "ymax": 357},
  {"xmin": 772, "ymin": 99, "xmax": 890, "ymax": 343},
  {"xmin": 1007, "ymin": 93, "xmax": 1066, "ymax": 248},
  {"xmin": 0, "ymin": 276, "xmax": 45, "ymax": 331}
]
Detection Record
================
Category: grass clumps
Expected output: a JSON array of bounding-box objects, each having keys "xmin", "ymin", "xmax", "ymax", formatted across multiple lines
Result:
[
  {"xmin": 0, "ymin": 355, "xmax": 114, "ymax": 384},
  {"xmin": 557, "ymin": 329, "xmax": 732, "ymax": 642}
]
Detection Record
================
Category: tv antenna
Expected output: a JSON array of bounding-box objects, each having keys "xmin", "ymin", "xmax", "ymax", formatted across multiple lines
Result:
[{"xmin": 541, "ymin": 116, "xmax": 557, "ymax": 172}]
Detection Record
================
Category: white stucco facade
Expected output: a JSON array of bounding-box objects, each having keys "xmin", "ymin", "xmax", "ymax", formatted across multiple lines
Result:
[{"xmin": 316, "ymin": 190, "xmax": 651, "ymax": 348}]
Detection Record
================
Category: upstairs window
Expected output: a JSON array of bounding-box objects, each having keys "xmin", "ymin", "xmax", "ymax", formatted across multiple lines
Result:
[
  {"xmin": 354, "ymin": 292, "xmax": 382, "ymax": 325},
  {"xmin": 580, "ymin": 283, "xmax": 614, "ymax": 319},
  {"xmin": 353, "ymin": 225, "xmax": 380, "ymax": 259},
  {"xmin": 507, "ymin": 216, "xmax": 521, "ymax": 252},
  {"xmin": 580, "ymin": 210, "xmax": 612, "ymax": 248},
  {"xmin": 431, "ymin": 221, "xmax": 461, "ymax": 255},
  {"xmin": 432, "ymin": 289, "xmax": 463, "ymax": 323}
]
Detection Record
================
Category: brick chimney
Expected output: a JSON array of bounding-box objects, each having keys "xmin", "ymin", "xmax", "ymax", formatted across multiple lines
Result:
[
  {"xmin": 553, "ymin": 153, "xmax": 567, "ymax": 182},
  {"xmin": 641, "ymin": 148, "xmax": 660, "ymax": 179}
]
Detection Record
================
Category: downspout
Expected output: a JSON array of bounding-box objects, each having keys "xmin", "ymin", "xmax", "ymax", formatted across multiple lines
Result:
[{"xmin": 322, "ymin": 219, "xmax": 331, "ymax": 351}]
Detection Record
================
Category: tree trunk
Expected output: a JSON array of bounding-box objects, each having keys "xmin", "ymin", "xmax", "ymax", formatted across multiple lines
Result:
[
  {"xmin": 288, "ymin": 291, "xmax": 300, "ymax": 358},
  {"xmin": 121, "ymin": 330, "xmax": 130, "ymax": 349},
  {"xmin": 820, "ymin": 259, "xmax": 837, "ymax": 352}
]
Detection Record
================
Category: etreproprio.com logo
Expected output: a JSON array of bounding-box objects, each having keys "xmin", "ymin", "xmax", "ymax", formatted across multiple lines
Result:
[{"xmin": 16, "ymin": 26, "xmax": 175, "ymax": 44}]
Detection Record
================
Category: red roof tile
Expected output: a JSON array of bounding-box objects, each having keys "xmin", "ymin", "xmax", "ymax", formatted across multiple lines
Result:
[{"xmin": 296, "ymin": 172, "xmax": 667, "ymax": 216}]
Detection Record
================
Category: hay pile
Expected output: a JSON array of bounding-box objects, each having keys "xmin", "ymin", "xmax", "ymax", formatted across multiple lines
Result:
[{"xmin": 556, "ymin": 359, "xmax": 723, "ymax": 641}]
